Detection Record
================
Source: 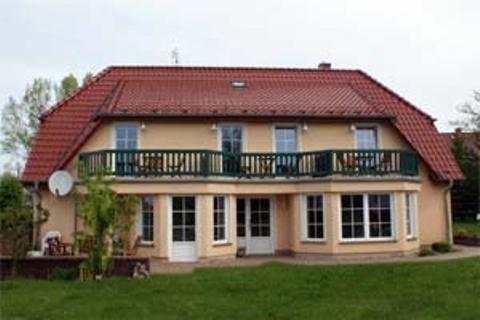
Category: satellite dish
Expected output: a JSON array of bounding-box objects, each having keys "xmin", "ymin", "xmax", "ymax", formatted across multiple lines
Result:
[{"xmin": 48, "ymin": 171, "xmax": 74, "ymax": 196}]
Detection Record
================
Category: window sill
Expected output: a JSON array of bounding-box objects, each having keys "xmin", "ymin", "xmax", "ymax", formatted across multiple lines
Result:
[
  {"xmin": 139, "ymin": 242, "xmax": 155, "ymax": 248},
  {"xmin": 301, "ymin": 239, "xmax": 327, "ymax": 244},
  {"xmin": 406, "ymin": 237, "xmax": 418, "ymax": 242},
  {"xmin": 213, "ymin": 242, "xmax": 232, "ymax": 248},
  {"xmin": 339, "ymin": 239, "xmax": 397, "ymax": 245}
]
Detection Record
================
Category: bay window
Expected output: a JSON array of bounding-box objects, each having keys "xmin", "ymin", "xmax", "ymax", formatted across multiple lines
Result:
[
  {"xmin": 303, "ymin": 195, "xmax": 325, "ymax": 240},
  {"xmin": 406, "ymin": 193, "xmax": 416, "ymax": 238},
  {"xmin": 341, "ymin": 193, "xmax": 394, "ymax": 240},
  {"xmin": 213, "ymin": 196, "xmax": 229, "ymax": 243}
]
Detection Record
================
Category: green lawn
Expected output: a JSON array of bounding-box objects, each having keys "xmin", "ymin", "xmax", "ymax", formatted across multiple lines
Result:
[
  {"xmin": 454, "ymin": 221, "xmax": 480, "ymax": 237},
  {"xmin": 1, "ymin": 258, "xmax": 480, "ymax": 320}
]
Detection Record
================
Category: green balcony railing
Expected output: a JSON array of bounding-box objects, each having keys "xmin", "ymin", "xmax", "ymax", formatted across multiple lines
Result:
[{"xmin": 78, "ymin": 149, "xmax": 419, "ymax": 178}]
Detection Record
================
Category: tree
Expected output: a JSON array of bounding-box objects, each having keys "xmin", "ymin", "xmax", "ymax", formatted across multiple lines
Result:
[
  {"xmin": 55, "ymin": 74, "xmax": 79, "ymax": 102},
  {"xmin": 76, "ymin": 168, "xmax": 137, "ymax": 279},
  {"xmin": 451, "ymin": 91, "xmax": 480, "ymax": 131},
  {"xmin": 0, "ymin": 175, "xmax": 48, "ymax": 276},
  {"xmin": 0, "ymin": 78, "xmax": 53, "ymax": 161},
  {"xmin": 82, "ymin": 72, "xmax": 93, "ymax": 86}
]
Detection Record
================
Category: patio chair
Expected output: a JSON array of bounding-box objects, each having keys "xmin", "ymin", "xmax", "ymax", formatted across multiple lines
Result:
[{"xmin": 168, "ymin": 156, "xmax": 186, "ymax": 176}]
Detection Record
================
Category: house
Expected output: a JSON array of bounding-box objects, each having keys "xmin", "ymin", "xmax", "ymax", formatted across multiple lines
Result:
[{"xmin": 22, "ymin": 65, "xmax": 463, "ymax": 262}]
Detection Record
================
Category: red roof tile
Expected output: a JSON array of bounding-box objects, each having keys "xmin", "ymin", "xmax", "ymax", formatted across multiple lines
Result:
[{"xmin": 22, "ymin": 66, "xmax": 463, "ymax": 182}]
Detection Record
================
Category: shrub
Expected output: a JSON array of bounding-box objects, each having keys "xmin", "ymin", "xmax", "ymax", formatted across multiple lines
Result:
[
  {"xmin": 432, "ymin": 241, "xmax": 452, "ymax": 253},
  {"xmin": 418, "ymin": 247, "xmax": 435, "ymax": 257},
  {"xmin": 455, "ymin": 228, "xmax": 469, "ymax": 237},
  {"xmin": 50, "ymin": 267, "xmax": 78, "ymax": 281}
]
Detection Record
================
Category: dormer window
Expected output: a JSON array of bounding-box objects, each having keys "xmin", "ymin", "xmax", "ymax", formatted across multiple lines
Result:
[{"xmin": 230, "ymin": 80, "xmax": 247, "ymax": 88}]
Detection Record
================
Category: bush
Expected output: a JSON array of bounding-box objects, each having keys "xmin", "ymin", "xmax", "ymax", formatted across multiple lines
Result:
[
  {"xmin": 418, "ymin": 247, "xmax": 435, "ymax": 257},
  {"xmin": 455, "ymin": 228, "xmax": 469, "ymax": 237},
  {"xmin": 50, "ymin": 267, "xmax": 78, "ymax": 281},
  {"xmin": 432, "ymin": 242, "xmax": 452, "ymax": 253}
]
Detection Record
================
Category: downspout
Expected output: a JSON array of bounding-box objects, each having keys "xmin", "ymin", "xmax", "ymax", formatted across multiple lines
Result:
[
  {"xmin": 444, "ymin": 179, "xmax": 454, "ymax": 244},
  {"xmin": 32, "ymin": 181, "xmax": 42, "ymax": 250}
]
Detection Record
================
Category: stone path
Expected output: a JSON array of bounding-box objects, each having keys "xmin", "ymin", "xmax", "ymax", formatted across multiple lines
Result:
[{"xmin": 149, "ymin": 245, "xmax": 480, "ymax": 274}]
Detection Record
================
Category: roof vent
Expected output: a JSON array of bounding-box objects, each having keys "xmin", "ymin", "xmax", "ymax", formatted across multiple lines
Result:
[
  {"xmin": 230, "ymin": 80, "xmax": 247, "ymax": 88},
  {"xmin": 318, "ymin": 62, "xmax": 331, "ymax": 70}
]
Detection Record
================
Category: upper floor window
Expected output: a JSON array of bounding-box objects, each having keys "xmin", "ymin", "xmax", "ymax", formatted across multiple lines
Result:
[
  {"xmin": 220, "ymin": 125, "xmax": 242, "ymax": 153},
  {"xmin": 355, "ymin": 127, "xmax": 378, "ymax": 149},
  {"xmin": 116, "ymin": 125, "xmax": 138, "ymax": 150},
  {"xmin": 275, "ymin": 126, "xmax": 297, "ymax": 153}
]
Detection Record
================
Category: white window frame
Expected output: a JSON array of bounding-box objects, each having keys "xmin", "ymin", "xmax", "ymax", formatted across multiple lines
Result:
[
  {"xmin": 113, "ymin": 123, "xmax": 140, "ymax": 149},
  {"xmin": 217, "ymin": 124, "xmax": 246, "ymax": 152},
  {"xmin": 354, "ymin": 125, "xmax": 381, "ymax": 149},
  {"xmin": 273, "ymin": 125, "xmax": 300, "ymax": 153},
  {"xmin": 137, "ymin": 195, "xmax": 154, "ymax": 244},
  {"xmin": 213, "ymin": 195, "xmax": 229, "ymax": 244},
  {"xmin": 406, "ymin": 192, "xmax": 416, "ymax": 239},
  {"xmin": 301, "ymin": 194, "xmax": 326, "ymax": 241},
  {"xmin": 339, "ymin": 193, "xmax": 395, "ymax": 242}
]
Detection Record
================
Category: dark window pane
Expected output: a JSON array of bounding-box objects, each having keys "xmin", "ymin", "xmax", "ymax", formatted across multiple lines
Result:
[
  {"xmin": 251, "ymin": 226, "xmax": 260, "ymax": 237},
  {"xmin": 380, "ymin": 209, "xmax": 390, "ymax": 222},
  {"xmin": 237, "ymin": 199, "xmax": 245, "ymax": 211},
  {"xmin": 380, "ymin": 195, "xmax": 390, "ymax": 207},
  {"xmin": 261, "ymin": 226, "xmax": 270, "ymax": 237},
  {"xmin": 173, "ymin": 228, "xmax": 183, "ymax": 241},
  {"xmin": 315, "ymin": 196, "xmax": 323, "ymax": 210},
  {"xmin": 341, "ymin": 195, "xmax": 351, "ymax": 208},
  {"xmin": 237, "ymin": 225, "xmax": 245, "ymax": 237},
  {"xmin": 316, "ymin": 225, "xmax": 324, "ymax": 239},
  {"xmin": 369, "ymin": 195, "xmax": 378, "ymax": 207},
  {"xmin": 370, "ymin": 224, "xmax": 380, "ymax": 237},
  {"xmin": 172, "ymin": 212, "xmax": 182, "ymax": 226},
  {"xmin": 353, "ymin": 195, "xmax": 363, "ymax": 207},
  {"xmin": 232, "ymin": 127, "xmax": 242, "ymax": 140},
  {"xmin": 381, "ymin": 224, "xmax": 392, "ymax": 237},
  {"xmin": 260, "ymin": 212, "xmax": 269, "ymax": 224},
  {"xmin": 251, "ymin": 212, "xmax": 259, "ymax": 224},
  {"xmin": 185, "ymin": 197, "xmax": 195, "ymax": 211},
  {"xmin": 369, "ymin": 209, "xmax": 380, "ymax": 222},
  {"xmin": 237, "ymin": 212, "xmax": 245, "ymax": 224},
  {"xmin": 342, "ymin": 210, "xmax": 352, "ymax": 222},
  {"xmin": 308, "ymin": 225, "xmax": 316, "ymax": 238},
  {"xmin": 185, "ymin": 212, "xmax": 195, "ymax": 226},
  {"xmin": 185, "ymin": 227, "xmax": 195, "ymax": 241},
  {"xmin": 353, "ymin": 209, "xmax": 364, "ymax": 223},
  {"xmin": 172, "ymin": 197, "xmax": 183, "ymax": 210},
  {"xmin": 308, "ymin": 211, "xmax": 316, "ymax": 224},
  {"xmin": 354, "ymin": 225, "xmax": 365, "ymax": 237},
  {"xmin": 342, "ymin": 226, "xmax": 352, "ymax": 238},
  {"xmin": 307, "ymin": 196, "xmax": 314, "ymax": 209}
]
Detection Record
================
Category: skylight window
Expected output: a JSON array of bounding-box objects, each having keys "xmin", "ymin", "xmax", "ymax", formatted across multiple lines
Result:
[{"xmin": 230, "ymin": 80, "xmax": 247, "ymax": 88}]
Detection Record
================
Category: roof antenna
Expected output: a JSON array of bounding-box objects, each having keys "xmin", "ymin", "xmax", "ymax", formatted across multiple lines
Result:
[{"xmin": 170, "ymin": 48, "xmax": 180, "ymax": 66}]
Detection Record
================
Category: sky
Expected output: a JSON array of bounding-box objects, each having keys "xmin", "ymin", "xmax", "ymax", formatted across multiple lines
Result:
[{"xmin": 0, "ymin": 0, "xmax": 479, "ymax": 171}]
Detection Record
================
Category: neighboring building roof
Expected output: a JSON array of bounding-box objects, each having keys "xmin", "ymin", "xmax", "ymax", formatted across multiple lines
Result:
[
  {"xmin": 442, "ymin": 129, "xmax": 480, "ymax": 158},
  {"xmin": 22, "ymin": 66, "xmax": 463, "ymax": 182}
]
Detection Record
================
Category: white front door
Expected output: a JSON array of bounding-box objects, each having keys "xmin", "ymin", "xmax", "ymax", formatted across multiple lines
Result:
[
  {"xmin": 170, "ymin": 196, "xmax": 197, "ymax": 262},
  {"xmin": 237, "ymin": 198, "xmax": 274, "ymax": 255}
]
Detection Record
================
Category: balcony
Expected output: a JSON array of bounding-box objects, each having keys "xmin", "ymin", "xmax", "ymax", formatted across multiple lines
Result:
[{"xmin": 78, "ymin": 149, "xmax": 418, "ymax": 179}]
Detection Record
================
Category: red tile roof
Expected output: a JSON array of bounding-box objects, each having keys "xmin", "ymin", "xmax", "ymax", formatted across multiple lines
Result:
[{"xmin": 22, "ymin": 66, "xmax": 463, "ymax": 182}]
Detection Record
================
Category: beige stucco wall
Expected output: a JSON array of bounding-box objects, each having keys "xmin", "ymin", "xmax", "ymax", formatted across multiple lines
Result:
[{"xmin": 40, "ymin": 119, "xmax": 449, "ymax": 260}]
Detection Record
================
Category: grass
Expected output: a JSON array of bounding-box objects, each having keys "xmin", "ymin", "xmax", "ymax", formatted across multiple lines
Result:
[
  {"xmin": 453, "ymin": 220, "xmax": 480, "ymax": 237},
  {"xmin": 1, "ymin": 258, "xmax": 480, "ymax": 320}
]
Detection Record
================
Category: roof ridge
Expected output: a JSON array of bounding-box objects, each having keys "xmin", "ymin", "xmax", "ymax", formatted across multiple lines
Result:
[{"xmin": 108, "ymin": 65, "xmax": 362, "ymax": 73}]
